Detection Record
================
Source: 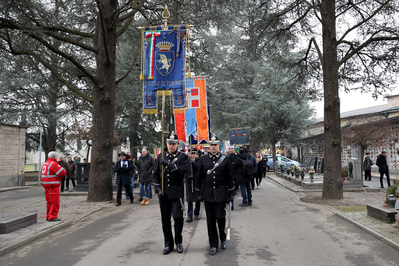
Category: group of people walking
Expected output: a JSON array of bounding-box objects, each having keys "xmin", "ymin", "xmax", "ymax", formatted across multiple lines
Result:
[{"xmin": 114, "ymin": 132, "xmax": 267, "ymax": 256}]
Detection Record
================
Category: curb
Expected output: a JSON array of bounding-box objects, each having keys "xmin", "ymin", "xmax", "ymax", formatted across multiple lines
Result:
[
  {"xmin": 0, "ymin": 219, "xmax": 73, "ymax": 257},
  {"xmin": 335, "ymin": 212, "xmax": 399, "ymax": 251}
]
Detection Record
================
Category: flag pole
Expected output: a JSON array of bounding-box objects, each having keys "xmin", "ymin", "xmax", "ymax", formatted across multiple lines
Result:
[{"xmin": 161, "ymin": 91, "xmax": 166, "ymax": 195}]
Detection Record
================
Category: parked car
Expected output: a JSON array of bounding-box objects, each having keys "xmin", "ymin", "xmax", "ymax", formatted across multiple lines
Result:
[{"xmin": 265, "ymin": 155, "xmax": 301, "ymax": 171}]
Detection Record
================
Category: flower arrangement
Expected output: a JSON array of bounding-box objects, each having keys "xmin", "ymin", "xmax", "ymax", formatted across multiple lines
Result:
[
  {"xmin": 300, "ymin": 167, "xmax": 307, "ymax": 173},
  {"xmin": 289, "ymin": 164, "xmax": 296, "ymax": 171},
  {"xmin": 278, "ymin": 162, "xmax": 285, "ymax": 169},
  {"xmin": 308, "ymin": 168, "xmax": 315, "ymax": 175}
]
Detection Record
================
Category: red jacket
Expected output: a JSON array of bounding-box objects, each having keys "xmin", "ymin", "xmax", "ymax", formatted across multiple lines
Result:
[{"xmin": 41, "ymin": 158, "xmax": 67, "ymax": 187}]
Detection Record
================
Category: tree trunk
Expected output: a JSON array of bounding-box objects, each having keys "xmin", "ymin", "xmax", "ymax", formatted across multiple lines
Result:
[
  {"xmin": 321, "ymin": 0, "xmax": 343, "ymax": 199},
  {"xmin": 272, "ymin": 142, "xmax": 277, "ymax": 174},
  {"xmin": 87, "ymin": 1, "xmax": 117, "ymax": 202}
]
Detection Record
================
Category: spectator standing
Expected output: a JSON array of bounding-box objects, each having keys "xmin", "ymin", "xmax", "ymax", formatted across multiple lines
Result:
[
  {"xmin": 376, "ymin": 151, "xmax": 391, "ymax": 188},
  {"xmin": 73, "ymin": 156, "xmax": 80, "ymax": 163},
  {"xmin": 255, "ymin": 152, "xmax": 265, "ymax": 188},
  {"xmin": 248, "ymin": 151, "xmax": 257, "ymax": 190},
  {"xmin": 138, "ymin": 148, "xmax": 154, "ymax": 205},
  {"xmin": 58, "ymin": 156, "xmax": 69, "ymax": 192},
  {"xmin": 115, "ymin": 152, "xmax": 134, "ymax": 206},
  {"xmin": 261, "ymin": 151, "xmax": 268, "ymax": 177},
  {"xmin": 66, "ymin": 157, "xmax": 77, "ymax": 191},
  {"xmin": 194, "ymin": 134, "xmax": 235, "ymax": 255},
  {"xmin": 185, "ymin": 148, "xmax": 201, "ymax": 222},
  {"xmin": 41, "ymin": 151, "xmax": 66, "ymax": 221},
  {"xmin": 363, "ymin": 152, "xmax": 372, "ymax": 181},
  {"xmin": 235, "ymin": 147, "xmax": 252, "ymax": 207},
  {"xmin": 153, "ymin": 132, "xmax": 188, "ymax": 255},
  {"xmin": 125, "ymin": 154, "xmax": 136, "ymax": 199}
]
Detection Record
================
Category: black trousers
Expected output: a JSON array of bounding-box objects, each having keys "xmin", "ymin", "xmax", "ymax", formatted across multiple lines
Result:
[
  {"xmin": 159, "ymin": 194, "xmax": 184, "ymax": 248},
  {"xmin": 204, "ymin": 201, "xmax": 226, "ymax": 249},
  {"xmin": 66, "ymin": 177, "xmax": 76, "ymax": 189},
  {"xmin": 60, "ymin": 176, "xmax": 66, "ymax": 192},
  {"xmin": 250, "ymin": 175, "xmax": 255, "ymax": 190},
  {"xmin": 364, "ymin": 170, "xmax": 371, "ymax": 181},
  {"xmin": 116, "ymin": 183, "xmax": 133, "ymax": 204}
]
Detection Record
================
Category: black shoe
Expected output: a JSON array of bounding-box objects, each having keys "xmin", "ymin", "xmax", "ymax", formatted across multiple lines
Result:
[
  {"xmin": 381, "ymin": 186, "xmax": 384, "ymax": 188},
  {"xmin": 248, "ymin": 202, "xmax": 252, "ymax": 206},
  {"xmin": 176, "ymin": 243, "xmax": 183, "ymax": 253},
  {"xmin": 116, "ymin": 202, "xmax": 121, "ymax": 206},
  {"xmin": 221, "ymin": 240, "xmax": 227, "ymax": 250},
  {"xmin": 130, "ymin": 199, "xmax": 134, "ymax": 204},
  {"xmin": 138, "ymin": 197, "xmax": 143, "ymax": 202},
  {"xmin": 186, "ymin": 217, "xmax": 193, "ymax": 223},
  {"xmin": 239, "ymin": 203, "xmax": 248, "ymax": 207},
  {"xmin": 163, "ymin": 246, "xmax": 173, "ymax": 255},
  {"xmin": 194, "ymin": 215, "xmax": 200, "ymax": 220},
  {"xmin": 48, "ymin": 218, "xmax": 61, "ymax": 222},
  {"xmin": 209, "ymin": 247, "xmax": 218, "ymax": 255}
]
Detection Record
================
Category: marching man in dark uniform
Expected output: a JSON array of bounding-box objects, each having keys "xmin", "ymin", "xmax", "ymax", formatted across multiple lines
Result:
[
  {"xmin": 153, "ymin": 132, "xmax": 188, "ymax": 255},
  {"xmin": 195, "ymin": 134, "xmax": 235, "ymax": 255},
  {"xmin": 185, "ymin": 148, "xmax": 201, "ymax": 222}
]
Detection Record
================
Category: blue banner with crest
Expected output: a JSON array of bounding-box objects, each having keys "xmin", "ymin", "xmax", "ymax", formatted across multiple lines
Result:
[{"xmin": 142, "ymin": 26, "xmax": 187, "ymax": 114}]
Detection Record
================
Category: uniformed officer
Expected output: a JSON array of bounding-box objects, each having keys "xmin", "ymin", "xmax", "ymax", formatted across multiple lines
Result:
[
  {"xmin": 195, "ymin": 134, "xmax": 235, "ymax": 255},
  {"xmin": 153, "ymin": 132, "xmax": 188, "ymax": 255}
]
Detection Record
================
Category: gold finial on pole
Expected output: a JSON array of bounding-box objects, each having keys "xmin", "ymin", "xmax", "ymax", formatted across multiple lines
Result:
[{"xmin": 162, "ymin": 4, "xmax": 170, "ymax": 29}]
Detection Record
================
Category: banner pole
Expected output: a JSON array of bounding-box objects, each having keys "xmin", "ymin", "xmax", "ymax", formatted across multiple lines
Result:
[{"xmin": 161, "ymin": 91, "xmax": 166, "ymax": 195}]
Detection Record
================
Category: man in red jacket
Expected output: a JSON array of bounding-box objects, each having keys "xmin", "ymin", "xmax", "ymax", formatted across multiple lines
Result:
[{"xmin": 41, "ymin": 151, "xmax": 67, "ymax": 221}]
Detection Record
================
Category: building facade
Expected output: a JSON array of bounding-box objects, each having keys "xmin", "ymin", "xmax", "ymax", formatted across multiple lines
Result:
[{"xmin": 0, "ymin": 123, "xmax": 26, "ymax": 187}]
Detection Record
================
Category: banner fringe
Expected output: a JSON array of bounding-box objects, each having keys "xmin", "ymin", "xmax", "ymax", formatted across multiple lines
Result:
[
  {"xmin": 173, "ymin": 108, "xmax": 186, "ymax": 114},
  {"xmin": 143, "ymin": 109, "xmax": 158, "ymax": 114}
]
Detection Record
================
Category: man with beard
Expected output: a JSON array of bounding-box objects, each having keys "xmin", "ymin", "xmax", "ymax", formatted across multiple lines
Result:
[
  {"xmin": 195, "ymin": 134, "xmax": 235, "ymax": 255},
  {"xmin": 153, "ymin": 132, "xmax": 188, "ymax": 255}
]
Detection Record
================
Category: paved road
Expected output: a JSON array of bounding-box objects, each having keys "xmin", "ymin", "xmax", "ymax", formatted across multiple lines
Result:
[
  {"xmin": 0, "ymin": 186, "xmax": 43, "ymax": 210},
  {"xmin": 1, "ymin": 178, "xmax": 399, "ymax": 265}
]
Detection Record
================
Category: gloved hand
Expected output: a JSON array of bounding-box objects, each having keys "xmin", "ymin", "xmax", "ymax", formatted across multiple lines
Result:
[
  {"xmin": 154, "ymin": 184, "xmax": 161, "ymax": 194},
  {"xmin": 196, "ymin": 195, "xmax": 202, "ymax": 202},
  {"xmin": 186, "ymin": 174, "xmax": 194, "ymax": 181},
  {"xmin": 229, "ymin": 195, "xmax": 234, "ymax": 203},
  {"xmin": 160, "ymin": 159, "xmax": 169, "ymax": 166}
]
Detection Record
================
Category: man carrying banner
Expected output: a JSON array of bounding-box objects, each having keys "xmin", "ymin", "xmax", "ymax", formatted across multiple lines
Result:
[
  {"xmin": 153, "ymin": 132, "xmax": 188, "ymax": 255},
  {"xmin": 195, "ymin": 134, "xmax": 235, "ymax": 255}
]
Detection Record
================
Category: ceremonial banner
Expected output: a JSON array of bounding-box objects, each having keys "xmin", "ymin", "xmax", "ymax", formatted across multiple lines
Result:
[
  {"xmin": 174, "ymin": 76, "xmax": 210, "ymax": 144},
  {"xmin": 229, "ymin": 127, "xmax": 250, "ymax": 145},
  {"xmin": 141, "ymin": 26, "xmax": 188, "ymax": 114}
]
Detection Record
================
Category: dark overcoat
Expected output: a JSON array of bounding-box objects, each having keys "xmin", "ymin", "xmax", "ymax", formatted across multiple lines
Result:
[
  {"xmin": 137, "ymin": 155, "xmax": 154, "ymax": 183},
  {"xmin": 234, "ymin": 153, "xmax": 251, "ymax": 183},
  {"xmin": 115, "ymin": 160, "xmax": 134, "ymax": 185},
  {"xmin": 185, "ymin": 158, "xmax": 199, "ymax": 203},
  {"xmin": 376, "ymin": 154, "xmax": 388, "ymax": 173},
  {"xmin": 153, "ymin": 151, "xmax": 188, "ymax": 200},
  {"xmin": 195, "ymin": 152, "xmax": 235, "ymax": 203}
]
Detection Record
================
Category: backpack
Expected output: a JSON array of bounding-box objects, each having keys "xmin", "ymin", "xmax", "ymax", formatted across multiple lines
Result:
[{"xmin": 239, "ymin": 155, "xmax": 255, "ymax": 176}]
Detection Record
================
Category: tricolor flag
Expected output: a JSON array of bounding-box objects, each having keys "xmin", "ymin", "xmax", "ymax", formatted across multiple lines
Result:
[{"xmin": 174, "ymin": 76, "xmax": 211, "ymax": 145}]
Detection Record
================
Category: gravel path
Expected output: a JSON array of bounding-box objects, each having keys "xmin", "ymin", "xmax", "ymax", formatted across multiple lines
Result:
[{"xmin": 300, "ymin": 190, "xmax": 387, "ymax": 206}]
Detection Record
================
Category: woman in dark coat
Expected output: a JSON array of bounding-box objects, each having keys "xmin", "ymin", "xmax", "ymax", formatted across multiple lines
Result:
[
  {"xmin": 115, "ymin": 152, "xmax": 134, "ymax": 206},
  {"xmin": 255, "ymin": 152, "xmax": 265, "ymax": 188},
  {"xmin": 185, "ymin": 149, "xmax": 200, "ymax": 222}
]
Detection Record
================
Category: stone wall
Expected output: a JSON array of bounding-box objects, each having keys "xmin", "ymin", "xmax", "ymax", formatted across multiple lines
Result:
[{"xmin": 0, "ymin": 123, "xmax": 26, "ymax": 187}]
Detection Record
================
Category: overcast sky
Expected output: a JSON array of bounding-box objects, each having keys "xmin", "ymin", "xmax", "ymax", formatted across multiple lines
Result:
[{"xmin": 310, "ymin": 88, "xmax": 398, "ymax": 119}]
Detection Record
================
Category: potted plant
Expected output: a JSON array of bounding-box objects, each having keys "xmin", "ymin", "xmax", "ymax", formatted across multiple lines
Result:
[
  {"xmin": 300, "ymin": 167, "xmax": 306, "ymax": 180},
  {"xmin": 308, "ymin": 168, "xmax": 315, "ymax": 183},
  {"xmin": 279, "ymin": 162, "xmax": 285, "ymax": 173},
  {"xmin": 341, "ymin": 167, "xmax": 348, "ymax": 182},
  {"xmin": 289, "ymin": 165, "xmax": 295, "ymax": 176},
  {"xmin": 386, "ymin": 185, "xmax": 397, "ymax": 208},
  {"xmin": 293, "ymin": 165, "xmax": 300, "ymax": 178}
]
